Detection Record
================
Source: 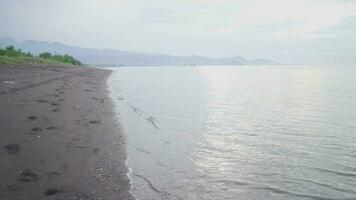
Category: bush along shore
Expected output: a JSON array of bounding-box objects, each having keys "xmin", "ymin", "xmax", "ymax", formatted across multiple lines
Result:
[{"xmin": 0, "ymin": 45, "xmax": 82, "ymax": 66}]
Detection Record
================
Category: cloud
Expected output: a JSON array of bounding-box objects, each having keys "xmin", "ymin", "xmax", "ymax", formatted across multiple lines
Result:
[{"xmin": 0, "ymin": 0, "xmax": 356, "ymax": 64}]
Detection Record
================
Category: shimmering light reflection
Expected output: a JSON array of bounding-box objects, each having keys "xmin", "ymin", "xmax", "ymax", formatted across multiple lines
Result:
[{"xmin": 193, "ymin": 66, "xmax": 356, "ymax": 199}]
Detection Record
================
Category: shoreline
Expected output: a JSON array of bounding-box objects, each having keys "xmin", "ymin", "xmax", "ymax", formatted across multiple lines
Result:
[{"xmin": 0, "ymin": 64, "xmax": 133, "ymax": 199}]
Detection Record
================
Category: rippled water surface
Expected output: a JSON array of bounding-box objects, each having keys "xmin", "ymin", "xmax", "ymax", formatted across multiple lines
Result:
[{"xmin": 108, "ymin": 65, "xmax": 356, "ymax": 200}]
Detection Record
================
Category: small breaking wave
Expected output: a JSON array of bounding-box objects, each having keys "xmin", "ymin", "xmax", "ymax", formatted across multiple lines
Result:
[{"xmin": 128, "ymin": 104, "xmax": 159, "ymax": 129}]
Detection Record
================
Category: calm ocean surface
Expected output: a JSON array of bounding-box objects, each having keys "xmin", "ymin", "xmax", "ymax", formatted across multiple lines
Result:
[{"xmin": 108, "ymin": 65, "xmax": 356, "ymax": 200}]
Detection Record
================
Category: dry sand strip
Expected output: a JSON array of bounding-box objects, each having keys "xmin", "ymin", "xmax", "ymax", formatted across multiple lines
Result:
[{"xmin": 0, "ymin": 65, "xmax": 133, "ymax": 200}]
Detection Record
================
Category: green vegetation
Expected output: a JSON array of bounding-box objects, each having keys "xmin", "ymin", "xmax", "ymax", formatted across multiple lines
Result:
[
  {"xmin": 0, "ymin": 45, "xmax": 34, "ymax": 58},
  {"xmin": 39, "ymin": 52, "xmax": 81, "ymax": 65},
  {"xmin": 0, "ymin": 45, "xmax": 82, "ymax": 66}
]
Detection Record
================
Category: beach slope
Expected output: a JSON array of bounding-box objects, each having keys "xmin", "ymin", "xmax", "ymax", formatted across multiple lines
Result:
[{"xmin": 0, "ymin": 64, "xmax": 133, "ymax": 199}]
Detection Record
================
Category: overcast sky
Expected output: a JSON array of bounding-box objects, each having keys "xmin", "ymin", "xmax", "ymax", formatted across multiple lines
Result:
[{"xmin": 1, "ymin": 0, "xmax": 356, "ymax": 64}]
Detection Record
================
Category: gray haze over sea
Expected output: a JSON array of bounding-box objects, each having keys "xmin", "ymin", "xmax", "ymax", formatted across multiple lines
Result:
[{"xmin": 108, "ymin": 65, "xmax": 356, "ymax": 200}]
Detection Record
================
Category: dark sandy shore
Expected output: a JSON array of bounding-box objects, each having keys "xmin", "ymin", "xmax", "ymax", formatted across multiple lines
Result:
[{"xmin": 0, "ymin": 64, "xmax": 133, "ymax": 200}]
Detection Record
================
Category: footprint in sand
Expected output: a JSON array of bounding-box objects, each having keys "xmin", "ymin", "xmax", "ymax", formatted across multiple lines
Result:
[
  {"xmin": 47, "ymin": 171, "xmax": 61, "ymax": 181},
  {"xmin": 27, "ymin": 116, "xmax": 37, "ymax": 121},
  {"xmin": 32, "ymin": 127, "xmax": 42, "ymax": 132},
  {"xmin": 7, "ymin": 183, "xmax": 21, "ymax": 191},
  {"xmin": 18, "ymin": 170, "xmax": 38, "ymax": 182},
  {"xmin": 89, "ymin": 120, "xmax": 101, "ymax": 124},
  {"xmin": 91, "ymin": 97, "xmax": 105, "ymax": 103},
  {"xmin": 3, "ymin": 144, "xmax": 21, "ymax": 154},
  {"xmin": 46, "ymin": 126, "xmax": 59, "ymax": 131},
  {"xmin": 28, "ymin": 127, "xmax": 43, "ymax": 135},
  {"xmin": 37, "ymin": 99, "xmax": 49, "ymax": 103},
  {"xmin": 51, "ymin": 102, "xmax": 60, "ymax": 106},
  {"xmin": 92, "ymin": 148, "xmax": 100, "ymax": 154},
  {"xmin": 44, "ymin": 188, "xmax": 61, "ymax": 196}
]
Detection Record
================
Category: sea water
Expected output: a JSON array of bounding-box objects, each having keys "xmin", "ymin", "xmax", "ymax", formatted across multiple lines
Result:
[{"xmin": 108, "ymin": 65, "xmax": 356, "ymax": 200}]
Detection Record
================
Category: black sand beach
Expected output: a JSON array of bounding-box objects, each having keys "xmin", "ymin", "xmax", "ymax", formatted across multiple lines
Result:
[{"xmin": 0, "ymin": 64, "xmax": 133, "ymax": 199}]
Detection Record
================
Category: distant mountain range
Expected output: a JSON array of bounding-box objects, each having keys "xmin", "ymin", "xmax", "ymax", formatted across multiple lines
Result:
[{"xmin": 0, "ymin": 37, "xmax": 280, "ymax": 66}]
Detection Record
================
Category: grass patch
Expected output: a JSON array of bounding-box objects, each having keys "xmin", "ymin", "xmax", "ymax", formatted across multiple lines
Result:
[{"xmin": 0, "ymin": 55, "xmax": 73, "ymax": 66}]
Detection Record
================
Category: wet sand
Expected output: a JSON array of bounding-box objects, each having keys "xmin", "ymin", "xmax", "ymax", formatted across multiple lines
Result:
[{"xmin": 0, "ymin": 64, "xmax": 133, "ymax": 199}]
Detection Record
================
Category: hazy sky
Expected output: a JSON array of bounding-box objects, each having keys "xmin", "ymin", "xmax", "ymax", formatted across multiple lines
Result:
[{"xmin": 1, "ymin": 0, "xmax": 356, "ymax": 64}]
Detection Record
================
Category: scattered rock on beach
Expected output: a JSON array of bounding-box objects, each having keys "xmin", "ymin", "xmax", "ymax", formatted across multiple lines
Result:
[{"xmin": 3, "ymin": 80, "xmax": 15, "ymax": 84}]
